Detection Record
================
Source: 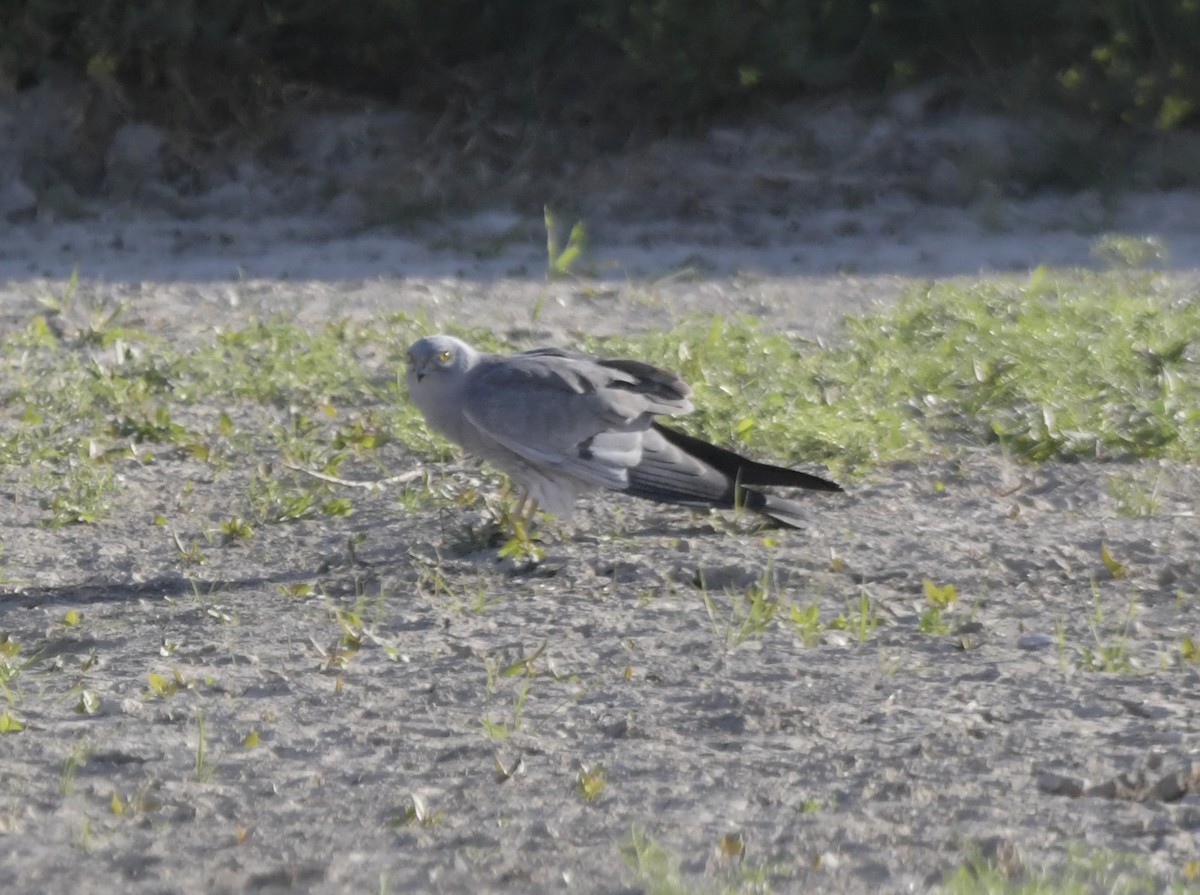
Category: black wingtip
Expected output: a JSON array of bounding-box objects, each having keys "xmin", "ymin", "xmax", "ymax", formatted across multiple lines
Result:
[{"xmin": 653, "ymin": 423, "xmax": 843, "ymax": 493}]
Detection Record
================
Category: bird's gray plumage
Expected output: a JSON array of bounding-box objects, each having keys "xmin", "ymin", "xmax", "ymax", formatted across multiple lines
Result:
[{"xmin": 405, "ymin": 334, "xmax": 842, "ymax": 527}]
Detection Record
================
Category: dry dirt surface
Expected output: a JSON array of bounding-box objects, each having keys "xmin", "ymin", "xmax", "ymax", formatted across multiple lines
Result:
[{"xmin": 2, "ymin": 94, "xmax": 1200, "ymax": 894}]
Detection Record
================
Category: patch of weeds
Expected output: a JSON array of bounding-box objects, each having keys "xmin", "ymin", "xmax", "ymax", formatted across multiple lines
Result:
[
  {"xmin": 313, "ymin": 606, "xmax": 365, "ymax": 675},
  {"xmin": 144, "ymin": 668, "xmax": 190, "ymax": 699},
  {"xmin": 785, "ymin": 603, "xmax": 823, "ymax": 647},
  {"xmin": 577, "ymin": 763, "xmax": 607, "ymax": 802},
  {"xmin": 59, "ymin": 742, "xmax": 90, "ymax": 794},
  {"xmin": 330, "ymin": 411, "xmax": 392, "ymax": 454},
  {"xmin": 43, "ymin": 459, "xmax": 118, "ymax": 526},
  {"xmin": 185, "ymin": 318, "xmax": 378, "ymax": 409},
  {"xmin": 1075, "ymin": 585, "xmax": 1138, "ymax": 673},
  {"xmin": 1100, "ymin": 543, "xmax": 1128, "ymax": 579},
  {"xmin": 1105, "ymin": 469, "xmax": 1163, "ymax": 517},
  {"xmin": 942, "ymin": 843, "xmax": 1190, "ymax": 894},
  {"xmin": 74, "ymin": 689, "xmax": 101, "ymax": 715},
  {"xmin": 194, "ymin": 708, "xmax": 215, "ymax": 782},
  {"xmin": 830, "ymin": 591, "xmax": 879, "ymax": 643},
  {"xmin": 0, "ymin": 708, "xmax": 25, "ymax": 733},
  {"xmin": 171, "ymin": 529, "xmax": 207, "ymax": 566},
  {"xmin": 276, "ymin": 582, "xmax": 313, "ymax": 599},
  {"xmin": 496, "ymin": 529, "xmax": 543, "ymax": 563},
  {"xmin": 109, "ymin": 404, "xmax": 198, "ymax": 446},
  {"xmin": 481, "ymin": 672, "xmax": 533, "ymax": 741},
  {"xmin": 112, "ymin": 782, "xmax": 164, "ymax": 817},
  {"xmin": 70, "ymin": 817, "xmax": 93, "ymax": 853},
  {"xmin": 247, "ymin": 465, "xmax": 320, "ymax": 523},
  {"xmin": 919, "ymin": 578, "xmax": 959, "ymax": 635},
  {"xmin": 37, "ymin": 269, "xmax": 132, "ymax": 346},
  {"xmin": 0, "ymin": 635, "xmax": 25, "ymax": 695},
  {"xmin": 544, "ymin": 206, "xmax": 586, "ymax": 279},
  {"xmin": 1180, "ymin": 636, "xmax": 1200, "ymax": 665},
  {"xmin": 219, "ymin": 516, "xmax": 254, "ymax": 544},
  {"xmin": 388, "ymin": 793, "xmax": 442, "ymax": 828},
  {"xmin": 1090, "ymin": 233, "xmax": 1169, "ymax": 269},
  {"xmin": 479, "ymin": 640, "xmax": 581, "ymax": 740},
  {"xmin": 621, "ymin": 827, "xmax": 691, "ymax": 895},
  {"xmin": 412, "ymin": 555, "xmax": 500, "ymax": 614},
  {"xmin": 734, "ymin": 572, "xmax": 783, "ymax": 644},
  {"xmin": 699, "ymin": 568, "xmax": 785, "ymax": 651},
  {"xmin": 621, "ymin": 827, "xmax": 787, "ymax": 895}
]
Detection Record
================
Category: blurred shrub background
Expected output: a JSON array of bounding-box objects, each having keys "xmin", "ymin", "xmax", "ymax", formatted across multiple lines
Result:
[{"xmin": 2, "ymin": 0, "xmax": 1197, "ymax": 132}]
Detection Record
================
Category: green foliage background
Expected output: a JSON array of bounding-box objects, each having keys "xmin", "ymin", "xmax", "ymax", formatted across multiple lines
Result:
[{"xmin": 2, "ymin": 1, "xmax": 1198, "ymax": 130}]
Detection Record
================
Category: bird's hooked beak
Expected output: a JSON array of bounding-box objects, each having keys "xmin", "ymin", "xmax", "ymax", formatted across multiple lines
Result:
[{"xmin": 406, "ymin": 353, "xmax": 426, "ymax": 383}]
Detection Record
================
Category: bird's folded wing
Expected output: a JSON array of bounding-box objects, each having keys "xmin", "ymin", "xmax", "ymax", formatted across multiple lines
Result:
[
  {"xmin": 461, "ymin": 352, "xmax": 690, "ymax": 489},
  {"xmin": 513, "ymin": 348, "xmax": 693, "ymax": 415}
]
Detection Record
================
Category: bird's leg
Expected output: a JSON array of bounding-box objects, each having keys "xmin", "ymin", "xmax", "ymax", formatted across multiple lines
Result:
[
  {"xmin": 519, "ymin": 496, "xmax": 541, "ymax": 531},
  {"xmin": 511, "ymin": 491, "xmax": 529, "ymax": 526},
  {"xmin": 509, "ymin": 491, "xmax": 541, "ymax": 533}
]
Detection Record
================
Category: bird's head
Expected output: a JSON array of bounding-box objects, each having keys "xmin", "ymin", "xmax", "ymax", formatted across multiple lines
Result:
[{"xmin": 405, "ymin": 335, "xmax": 477, "ymax": 387}]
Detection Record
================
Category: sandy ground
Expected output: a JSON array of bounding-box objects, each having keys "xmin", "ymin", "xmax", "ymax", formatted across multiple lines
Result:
[{"xmin": 2, "ymin": 97, "xmax": 1200, "ymax": 893}]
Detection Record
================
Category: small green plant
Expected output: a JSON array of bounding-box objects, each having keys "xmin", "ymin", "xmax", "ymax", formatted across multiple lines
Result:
[
  {"xmin": 621, "ymin": 827, "xmax": 690, "ymax": 895},
  {"xmin": 1105, "ymin": 470, "xmax": 1163, "ymax": 517},
  {"xmin": 219, "ymin": 515, "xmax": 254, "ymax": 543},
  {"xmin": 110, "ymin": 404, "xmax": 195, "ymax": 444},
  {"xmin": 1090, "ymin": 233, "xmax": 1169, "ymax": 269},
  {"xmin": 74, "ymin": 690, "xmax": 101, "ymax": 715},
  {"xmin": 480, "ymin": 641, "xmax": 548, "ymax": 740},
  {"xmin": 145, "ymin": 670, "xmax": 182, "ymax": 699},
  {"xmin": 0, "ymin": 635, "xmax": 24, "ymax": 692},
  {"xmin": 277, "ymin": 582, "xmax": 313, "ymax": 599},
  {"xmin": 1181, "ymin": 636, "xmax": 1200, "ymax": 665},
  {"xmin": 831, "ymin": 591, "xmax": 879, "ymax": 642},
  {"xmin": 1075, "ymin": 587, "xmax": 1137, "ymax": 673},
  {"xmin": 577, "ymin": 763, "xmax": 607, "ymax": 802},
  {"xmin": 481, "ymin": 681, "xmax": 530, "ymax": 741},
  {"xmin": 734, "ymin": 573, "xmax": 782, "ymax": 644},
  {"xmin": 785, "ymin": 603, "xmax": 823, "ymax": 647},
  {"xmin": 391, "ymin": 792, "xmax": 441, "ymax": 827},
  {"xmin": 43, "ymin": 460, "xmax": 117, "ymax": 526},
  {"xmin": 919, "ymin": 578, "xmax": 959, "ymax": 634},
  {"xmin": 1100, "ymin": 544, "xmax": 1128, "ymax": 579},
  {"xmin": 247, "ymin": 467, "xmax": 320, "ymax": 523},
  {"xmin": 698, "ymin": 568, "xmax": 785, "ymax": 650},
  {"xmin": 59, "ymin": 743, "xmax": 90, "ymax": 794},
  {"xmin": 497, "ymin": 521, "xmax": 545, "ymax": 564},
  {"xmin": 943, "ymin": 843, "xmax": 1191, "ymax": 894},
  {"xmin": 70, "ymin": 817, "xmax": 92, "ymax": 854},
  {"xmin": 194, "ymin": 708, "xmax": 215, "ymax": 782},
  {"xmin": 171, "ymin": 530, "xmax": 207, "ymax": 565},
  {"xmin": 37, "ymin": 268, "xmax": 130, "ymax": 345},
  {"xmin": 544, "ymin": 206, "xmax": 586, "ymax": 279},
  {"xmin": 0, "ymin": 708, "xmax": 25, "ymax": 733}
]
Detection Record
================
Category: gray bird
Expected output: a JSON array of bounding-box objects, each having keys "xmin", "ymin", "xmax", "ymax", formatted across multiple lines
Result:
[{"xmin": 405, "ymin": 335, "xmax": 842, "ymax": 528}]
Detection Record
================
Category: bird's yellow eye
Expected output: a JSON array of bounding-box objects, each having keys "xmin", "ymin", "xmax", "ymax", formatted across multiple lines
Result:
[{"xmin": 437, "ymin": 350, "xmax": 452, "ymax": 362}]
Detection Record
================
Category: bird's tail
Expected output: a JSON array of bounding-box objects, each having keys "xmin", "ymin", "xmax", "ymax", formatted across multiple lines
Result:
[
  {"xmin": 738, "ymin": 490, "xmax": 812, "ymax": 529},
  {"xmin": 623, "ymin": 424, "xmax": 842, "ymax": 528},
  {"xmin": 651, "ymin": 424, "xmax": 842, "ymax": 492}
]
